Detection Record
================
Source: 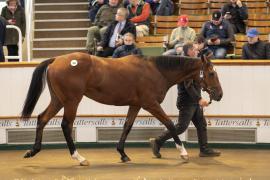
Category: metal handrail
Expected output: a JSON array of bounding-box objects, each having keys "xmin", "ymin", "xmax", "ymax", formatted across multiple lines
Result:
[
  {"xmin": 26, "ymin": 0, "xmax": 34, "ymax": 62},
  {"xmin": 5, "ymin": 25, "xmax": 23, "ymax": 62}
]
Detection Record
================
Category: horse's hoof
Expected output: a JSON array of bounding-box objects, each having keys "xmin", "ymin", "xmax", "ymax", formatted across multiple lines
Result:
[
  {"xmin": 181, "ymin": 155, "xmax": 189, "ymax": 163},
  {"xmin": 80, "ymin": 160, "xmax": 90, "ymax": 166},
  {"xmin": 24, "ymin": 150, "xmax": 33, "ymax": 158},
  {"xmin": 121, "ymin": 156, "xmax": 131, "ymax": 163}
]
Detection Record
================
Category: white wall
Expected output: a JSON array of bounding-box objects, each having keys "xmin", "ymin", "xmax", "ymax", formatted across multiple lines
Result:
[{"xmin": 0, "ymin": 64, "xmax": 269, "ymax": 117}]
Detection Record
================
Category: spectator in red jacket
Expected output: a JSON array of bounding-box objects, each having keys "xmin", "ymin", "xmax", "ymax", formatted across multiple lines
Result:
[{"xmin": 127, "ymin": 0, "xmax": 151, "ymax": 37}]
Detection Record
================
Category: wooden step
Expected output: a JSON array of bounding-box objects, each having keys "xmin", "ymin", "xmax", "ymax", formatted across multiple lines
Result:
[
  {"xmin": 35, "ymin": 19, "xmax": 90, "ymax": 29},
  {"xmin": 32, "ymin": 48, "xmax": 87, "ymax": 58},
  {"xmin": 35, "ymin": 11, "xmax": 88, "ymax": 20},
  {"xmin": 33, "ymin": 38, "xmax": 87, "ymax": 48},
  {"xmin": 35, "ymin": 3, "xmax": 88, "ymax": 11},
  {"xmin": 34, "ymin": 28, "xmax": 88, "ymax": 38}
]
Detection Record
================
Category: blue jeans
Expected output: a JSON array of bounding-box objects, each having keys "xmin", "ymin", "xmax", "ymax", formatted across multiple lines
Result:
[{"xmin": 208, "ymin": 46, "xmax": 227, "ymax": 59}]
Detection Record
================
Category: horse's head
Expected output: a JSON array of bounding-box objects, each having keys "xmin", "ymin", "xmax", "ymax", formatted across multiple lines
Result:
[{"xmin": 199, "ymin": 49, "xmax": 223, "ymax": 102}]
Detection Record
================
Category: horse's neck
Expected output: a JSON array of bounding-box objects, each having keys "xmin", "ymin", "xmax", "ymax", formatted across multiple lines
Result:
[{"xmin": 165, "ymin": 60, "xmax": 202, "ymax": 87}]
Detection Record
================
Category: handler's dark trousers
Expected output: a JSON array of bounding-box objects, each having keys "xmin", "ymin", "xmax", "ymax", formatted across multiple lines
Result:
[{"xmin": 155, "ymin": 105, "xmax": 208, "ymax": 151}]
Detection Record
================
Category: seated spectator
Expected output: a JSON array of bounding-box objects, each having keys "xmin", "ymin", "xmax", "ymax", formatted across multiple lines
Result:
[
  {"xmin": 200, "ymin": 11, "xmax": 234, "ymax": 59},
  {"xmin": 0, "ymin": 16, "xmax": 6, "ymax": 62},
  {"xmin": 146, "ymin": 0, "xmax": 174, "ymax": 16},
  {"xmin": 88, "ymin": 0, "xmax": 108, "ymax": 22},
  {"xmin": 86, "ymin": 0, "xmax": 121, "ymax": 54},
  {"xmin": 96, "ymin": 8, "xmax": 136, "ymax": 57},
  {"xmin": 1, "ymin": 0, "xmax": 25, "ymax": 62},
  {"xmin": 221, "ymin": 0, "xmax": 248, "ymax": 34},
  {"xmin": 112, "ymin": 32, "xmax": 142, "ymax": 58},
  {"xmin": 242, "ymin": 28, "xmax": 270, "ymax": 60},
  {"xmin": 127, "ymin": 0, "xmax": 151, "ymax": 37},
  {"xmin": 163, "ymin": 15, "xmax": 196, "ymax": 56}
]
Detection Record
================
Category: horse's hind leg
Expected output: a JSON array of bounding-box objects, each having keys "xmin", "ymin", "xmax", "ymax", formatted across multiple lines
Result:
[
  {"xmin": 61, "ymin": 102, "xmax": 89, "ymax": 166},
  {"xmin": 24, "ymin": 100, "xmax": 62, "ymax": 158},
  {"xmin": 144, "ymin": 102, "xmax": 189, "ymax": 162},
  {"xmin": 117, "ymin": 106, "xmax": 140, "ymax": 162}
]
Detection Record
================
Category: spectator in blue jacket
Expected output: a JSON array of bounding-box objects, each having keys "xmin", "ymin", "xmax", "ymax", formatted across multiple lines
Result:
[
  {"xmin": 200, "ymin": 11, "xmax": 234, "ymax": 59},
  {"xmin": 112, "ymin": 32, "xmax": 142, "ymax": 58},
  {"xmin": 0, "ymin": 16, "xmax": 6, "ymax": 62}
]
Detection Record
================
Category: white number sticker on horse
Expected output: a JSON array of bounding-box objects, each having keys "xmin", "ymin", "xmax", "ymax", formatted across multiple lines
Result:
[{"xmin": 71, "ymin": 60, "xmax": 78, "ymax": 66}]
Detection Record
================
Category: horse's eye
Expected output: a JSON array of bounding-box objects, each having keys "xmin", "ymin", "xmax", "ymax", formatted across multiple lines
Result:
[{"xmin": 209, "ymin": 72, "xmax": 215, "ymax": 77}]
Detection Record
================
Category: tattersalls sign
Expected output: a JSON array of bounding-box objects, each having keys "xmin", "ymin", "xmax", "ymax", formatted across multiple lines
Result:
[
  {"xmin": 0, "ymin": 116, "xmax": 270, "ymax": 128},
  {"xmin": 0, "ymin": 116, "xmax": 269, "ymax": 144}
]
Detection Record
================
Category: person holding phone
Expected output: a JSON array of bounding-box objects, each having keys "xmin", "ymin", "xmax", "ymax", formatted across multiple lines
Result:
[
  {"xmin": 221, "ymin": 0, "xmax": 248, "ymax": 34},
  {"xmin": 200, "ymin": 11, "xmax": 234, "ymax": 59},
  {"xmin": 1, "ymin": 0, "xmax": 25, "ymax": 62}
]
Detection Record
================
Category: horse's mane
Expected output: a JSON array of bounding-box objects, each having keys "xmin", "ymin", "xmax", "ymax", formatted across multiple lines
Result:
[{"xmin": 145, "ymin": 55, "xmax": 200, "ymax": 70}]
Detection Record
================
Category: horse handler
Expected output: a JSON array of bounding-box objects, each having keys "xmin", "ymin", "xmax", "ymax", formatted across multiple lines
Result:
[{"xmin": 150, "ymin": 42, "xmax": 221, "ymax": 158}]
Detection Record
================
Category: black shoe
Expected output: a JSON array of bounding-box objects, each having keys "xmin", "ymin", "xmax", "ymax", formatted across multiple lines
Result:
[
  {"xmin": 199, "ymin": 148, "xmax": 221, "ymax": 157},
  {"xmin": 149, "ymin": 138, "xmax": 161, "ymax": 158}
]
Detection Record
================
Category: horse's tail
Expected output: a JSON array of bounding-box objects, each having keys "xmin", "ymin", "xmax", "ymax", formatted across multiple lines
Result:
[{"xmin": 21, "ymin": 58, "xmax": 55, "ymax": 120}]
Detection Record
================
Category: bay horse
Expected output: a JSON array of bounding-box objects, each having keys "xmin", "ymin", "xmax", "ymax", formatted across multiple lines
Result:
[{"xmin": 21, "ymin": 52, "xmax": 222, "ymax": 166}]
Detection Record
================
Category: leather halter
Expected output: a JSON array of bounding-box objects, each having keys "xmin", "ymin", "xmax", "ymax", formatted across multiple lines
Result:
[{"xmin": 199, "ymin": 67, "xmax": 213, "ymax": 105}]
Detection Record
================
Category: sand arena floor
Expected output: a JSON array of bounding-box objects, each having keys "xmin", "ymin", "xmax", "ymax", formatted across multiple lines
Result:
[{"xmin": 0, "ymin": 147, "xmax": 269, "ymax": 180}]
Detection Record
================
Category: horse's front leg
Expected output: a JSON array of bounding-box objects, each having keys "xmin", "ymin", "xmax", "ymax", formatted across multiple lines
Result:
[
  {"xmin": 117, "ymin": 106, "xmax": 140, "ymax": 162},
  {"xmin": 144, "ymin": 102, "xmax": 189, "ymax": 162}
]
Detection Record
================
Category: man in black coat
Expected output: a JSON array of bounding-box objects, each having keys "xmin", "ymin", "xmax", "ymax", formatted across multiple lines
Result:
[
  {"xmin": 0, "ymin": 16, "xmax": 6, "ymax": 62},
  {"xmin": 96, "ymin": 7, "xmax": 136, "ymax": 57},
  {"xmin": 150, "ymin": 43, "xmax": 221, "ymax": 158},
  {"xmin": 221, "ymin": 0, "xmax": 248, "ymax": 34}
]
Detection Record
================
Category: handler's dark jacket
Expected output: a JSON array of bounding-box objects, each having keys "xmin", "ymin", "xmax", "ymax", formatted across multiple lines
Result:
[
  {"xmin": 242, "ymin": 40, "xmax": 270, "ymax": 59},
  {"xmin": 177, "ymin": 80, "xmax": 201, "ymax": 108}
]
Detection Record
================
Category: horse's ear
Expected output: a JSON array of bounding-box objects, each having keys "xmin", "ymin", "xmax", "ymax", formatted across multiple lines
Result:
[{"xmin": 200, "ymin": 48, "xmax": 213, "ymax": 65}]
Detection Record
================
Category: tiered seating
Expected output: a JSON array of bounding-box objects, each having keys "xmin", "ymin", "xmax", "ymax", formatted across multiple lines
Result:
[
  {"xmin": 234, "ymin": 34, "xmax": 269, "ymax": 57},
  {"xmin": 145, "ymin": 0, "xmax": 270, "ymax": 58},
  {"xmin": 179, "ymin": 0, "xmax": 209, "ymax": 15},
  {"xmin": 187, "ymin": 14, "xmax": 210, "ymax": 33},
  {"xmin": 209, "ymin": 0, "xmax": 227, "ymax": 13},
  {"xmin": 154, "ymin": 16, "xmax": 178, "ymax": 35},
  {"xmin": 135, "ymin": 35, "xmax": 168, "ymax": 55},
  {"xmin": 245, "ymin": 0, "xmax": 268, "ymax": 14},
  {"xmin": 153, "ymin": 14, "xmax": 210, "ymax": 35},
  {"xmin": 248, "ymin": 14, "xmax": 270, "ymax": 34}
]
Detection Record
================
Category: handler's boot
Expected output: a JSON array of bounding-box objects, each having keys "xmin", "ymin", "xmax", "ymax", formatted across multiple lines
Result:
[
  {"xmin": 199, "ymin": 148, "xmax": 221, "ymax": 157},
  {"xmin": 149, "ymin": 138, "xmax": 161, "ymax": 158}
]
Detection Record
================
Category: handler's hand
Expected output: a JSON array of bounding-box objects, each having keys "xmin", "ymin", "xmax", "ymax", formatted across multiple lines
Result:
[{"xmin": 199, "ymin": 98, "xmax": 209, "ymax": 107}]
